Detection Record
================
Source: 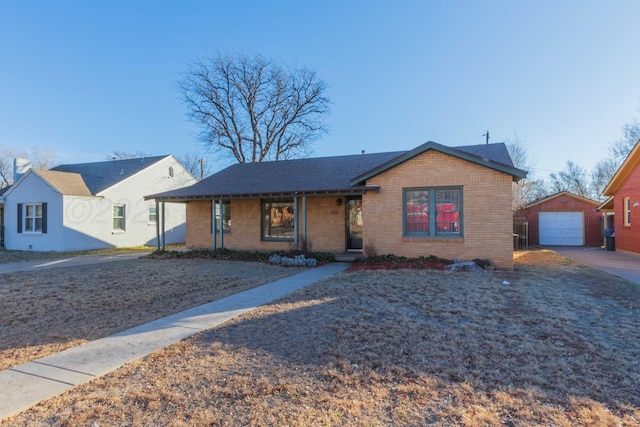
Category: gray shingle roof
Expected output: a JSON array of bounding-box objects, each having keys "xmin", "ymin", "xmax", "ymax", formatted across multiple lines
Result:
[
  {"xmin": 148, "ymin": 142, "xmax": 524, "ymax": 201},
  {"xmin": 52, "ymin": 156, "xmax": 168, "ymax": 194}
]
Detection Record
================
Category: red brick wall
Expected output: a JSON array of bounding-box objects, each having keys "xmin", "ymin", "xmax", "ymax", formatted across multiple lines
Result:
[
  {"xmin": 516, "ymin": 193, "xmax": 601, "ymax": 246},
  {"xmin": 613, "ymin": 163, "xmax": 640, "ymax": 254}
]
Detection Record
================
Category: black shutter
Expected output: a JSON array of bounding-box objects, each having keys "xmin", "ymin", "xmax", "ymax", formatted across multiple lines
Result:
[
  {"xmin": 17, "ymin": 203, "xmax": 22, "ymax": 233},
  {"xmin": 41, "ymin": 203, "xmax": 47, "ymax": 234}
]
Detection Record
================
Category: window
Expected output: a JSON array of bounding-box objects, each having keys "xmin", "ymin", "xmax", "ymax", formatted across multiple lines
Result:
[
  {"xmin": 404, "ymin": 187, "xmax": 462, "ymax": 237},
  {"xmin": 113, "ymin": 204, "xmax": 126, "ymax": 231},
  {"xmin": 214, "ymin": 200, "xmax": 231, "ymax": 233},
  {"xmin": 624, "ymin": 196, "xmax": 631, "ymax": 226},
  {"xmin": 262, "ymin": 199, "xmax": 294, "ymax": 240},
  {"xmin": 168, "ymin": 167, "xmax": 174, "ymax": 178},
  {"xmin": 24, "ymin": 203, "xmax": 44, "ymax": 233},
  {"xmin": 148, "ymin": 206, "xmax": 157, "ymax": 224}
]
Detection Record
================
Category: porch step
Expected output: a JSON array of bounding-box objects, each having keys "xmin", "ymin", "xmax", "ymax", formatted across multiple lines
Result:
[{"xmin": 334, "ymin": 252, "xmax": 363, "ymax": 262}]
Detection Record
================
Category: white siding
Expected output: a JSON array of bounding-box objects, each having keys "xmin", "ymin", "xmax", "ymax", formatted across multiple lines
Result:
[
  {"xmin": 5, "ymin": 156, "xmax": 197, "ymax": 252},
  {"xmin": 4, "ymin": 172, "xmax": 64, "ymax": 251}
]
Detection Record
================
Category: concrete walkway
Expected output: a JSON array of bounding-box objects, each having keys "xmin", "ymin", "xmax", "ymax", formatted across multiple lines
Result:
[
  {"xmin": 0, "ymin": 262, "xmax": 350, "ymax": 420},
  {"xmin": 0, "ymin": 251, "xmax": 152, "ymax": 274},
  {"xmin": 549, "ymin": 246, "xmax": 640, "ymax": 285}
]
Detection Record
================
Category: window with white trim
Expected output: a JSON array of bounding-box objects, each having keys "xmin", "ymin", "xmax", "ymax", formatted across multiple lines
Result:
[
  {"xmin": 624, "ymin": 196, "xmax": 631, "ymax": 226},
  {"xmin": 148, "ymin": 206, "xmax": 157, "ymax": 224},
  {"xmin": 24, "ymin": 203, "xmax": 43, "ymax": 232},
  {"xmin": 113, "ymin": 204, "xmax": 126, "ymax": 231}
]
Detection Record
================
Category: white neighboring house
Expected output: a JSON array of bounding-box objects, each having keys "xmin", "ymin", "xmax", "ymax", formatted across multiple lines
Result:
[{"xmin": 3, "ymin": 155, "xmax": 197, "ymax": 251}]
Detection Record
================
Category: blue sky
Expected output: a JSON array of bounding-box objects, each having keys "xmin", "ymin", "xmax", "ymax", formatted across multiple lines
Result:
[{"xmin": 2, "ymin": 1, "xmax": 640, "ymax": 180}]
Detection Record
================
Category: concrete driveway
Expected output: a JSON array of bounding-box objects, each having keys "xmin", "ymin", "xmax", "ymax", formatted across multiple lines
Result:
[
  {"xmin": 548, "ymin": 246, "xmax": 640, "ymax": 285},
  {"xmin": 0, "ymin": 252, "xmax": 151, "ymax": 274}
]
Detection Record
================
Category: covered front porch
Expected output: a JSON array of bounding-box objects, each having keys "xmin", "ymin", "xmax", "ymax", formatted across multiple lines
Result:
[{"xmin": 150, "ymin": 191, "xmax": 369, "ymax": 255}]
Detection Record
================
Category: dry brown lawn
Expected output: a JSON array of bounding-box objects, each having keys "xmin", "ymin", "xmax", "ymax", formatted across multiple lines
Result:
[
  {"xmin": 0, "ymin": 258, "xmax": 301, "ymax": 371},
  {"xmin": 2, "ymin": 249, "xmax": 640, "ymax": 426}
]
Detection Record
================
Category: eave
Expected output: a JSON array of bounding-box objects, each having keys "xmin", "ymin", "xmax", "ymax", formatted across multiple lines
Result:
[
  {"xmin": 145, "ymin": 186, "xmax": 380, "ymax": 202},
  {"xmin": 350, "ymin": 141, "xmax": 527, "ymax": 185},
  {"xmin": 602, "ymin": 139, "xmax": 640, "ymax": 196}
]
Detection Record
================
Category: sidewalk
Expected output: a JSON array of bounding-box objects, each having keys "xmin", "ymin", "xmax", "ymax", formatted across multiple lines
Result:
[
  {"xmin": 0, "ymin": 251, "xmax": 151, "ymax": 274},
  {"xmin": 0, "ymin": 262, "xmax": 350, "ymax": 420}
]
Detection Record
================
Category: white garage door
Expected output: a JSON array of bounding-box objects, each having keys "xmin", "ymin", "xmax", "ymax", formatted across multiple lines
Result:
[{"xmin": 539, "ymin": 212, "xmax": 584, "ymax": 246}]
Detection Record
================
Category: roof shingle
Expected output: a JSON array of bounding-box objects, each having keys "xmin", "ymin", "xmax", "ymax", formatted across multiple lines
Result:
[{"xmin": 148, "ymin": 142, "xmax": 524, "ymax": 201}]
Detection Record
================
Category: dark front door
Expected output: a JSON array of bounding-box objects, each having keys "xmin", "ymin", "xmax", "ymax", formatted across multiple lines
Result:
[{"xmin": 347, "ymin": 197, "xmax": 363, "ymax": 250}]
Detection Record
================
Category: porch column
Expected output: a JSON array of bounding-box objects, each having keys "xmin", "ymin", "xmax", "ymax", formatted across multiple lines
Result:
[
  {"xmin": 219, "ymin": 198, "xmax": 224, "ymax": 249},
  {"xmin": 293, "ymin": 195, "xmax": 298, "ymax": 251},
  {"xmin": 155, "ymin": 200, "xmax": 160, "ymax": 251},
  {"xmin": 302, "ymin": 196, "xmax": 307, "ymax": 245},
  {"xmin": 161, "ymin": 201, "xmax": 166, "ymax": 251},
  {"xmin": 211, "ymin": 200, "xmax": 216, "ymax": 250}
]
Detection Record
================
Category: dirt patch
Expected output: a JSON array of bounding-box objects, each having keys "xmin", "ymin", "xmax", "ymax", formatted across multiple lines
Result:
[{"xmin": 3, "ymin": 249, "xmax": 640, "ymax": 426}]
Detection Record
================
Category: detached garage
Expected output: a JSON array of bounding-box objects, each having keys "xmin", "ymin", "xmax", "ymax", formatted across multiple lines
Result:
[
  {"xmin": 539, "ymin": 211, "xmax": 584, "ymax": 245},
  {"xmin": 516, "ymin": 192, "xmax": 602, "ymax": 247}
]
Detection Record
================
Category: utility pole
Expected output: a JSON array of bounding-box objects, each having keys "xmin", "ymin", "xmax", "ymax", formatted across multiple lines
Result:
[
  {"xmin": 198, "ymin": 158, "xmax": 204, "ymax": 180},
  {"xmin": 483, "ymin": 130, "xmax": 490, "ymax": 145}
]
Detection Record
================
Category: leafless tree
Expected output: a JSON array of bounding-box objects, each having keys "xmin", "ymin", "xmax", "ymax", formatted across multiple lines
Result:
[
  {"xmin": 505, "ymin": 135, "xmax": 543, "ymax": 210},
  {"xmin": 548, "ymin": 161, "xmax": 591, "ymax": 199},
  {"xmin": 0, "ymin": 145, "xmax": 57, "ymax": 187},
  {"xmin": 591, "ymin": 157, "xmax": 619, "ymax": 200},
  {"xmin": 611, "ymin": 118, "xmax": 640, "ymax": 162},
  {"xmin": 177, "ymin": 151, "xmax": 213, "ymax": 180},
  {"xmin": 106, "ymin": 151, "xmax": 152, "ymax": 160},
  {"xmin": 180, "ymin": 50, "xmax": 330, "ymax": 163}
]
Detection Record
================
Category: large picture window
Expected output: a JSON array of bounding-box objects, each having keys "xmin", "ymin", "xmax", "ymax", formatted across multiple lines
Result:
[
  {"xmin": 404, "ymin": 187, "xmax": 462, "ymax": 237},
  {"xmin": 262, "ymin": 199, "xmax": 294, "ymax": 240}
]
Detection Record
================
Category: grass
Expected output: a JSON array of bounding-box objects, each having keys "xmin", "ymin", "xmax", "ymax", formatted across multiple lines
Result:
[
  {"xmin": 0, "ymin": 257, "xmax": 302, "ymax": 371},
  {"xmin": 2, "ymin": 249, "xmax": 640, "ymax": 426},
  {"xmin": 0, "ymin": 246, "xmax": 156, "ymax": 263}
]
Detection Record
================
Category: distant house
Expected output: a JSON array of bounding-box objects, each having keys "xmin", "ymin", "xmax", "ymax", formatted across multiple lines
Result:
[
  {"xmin": 3, "ymin": 156, "xmax": 197, "ymax": 251},
  {"xmin": 147, "ymin": 141, "xmax": 527, "ymax": 269},
  {"xmin": 601, "ymin": 139, "xmax": 640, "ymax": 254},
  {"xmin": 516, "ymin": 191, "xmax": 602, "ymax": 247}
]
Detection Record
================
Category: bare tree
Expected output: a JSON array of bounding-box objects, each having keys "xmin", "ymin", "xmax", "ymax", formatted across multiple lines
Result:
[
  {"xmin": 106, "ymin": 150, "xmax": 152, "ymax": 160},
  {"xmin": 30, "ymin": 147, "xmax": 57, "ymax": 169},
  {"xmin": 591, "ymin": 157, "xmax": 619, "ymax": 201},
  {"xmin": 177, "ymin": 151, "xmax": 213, "ymax": 180},
  {"xmin": 505, "ymin": 135, "xmax": 542, "ymax": 210},
  {"xmin": 611, "ymin": 118, "xmax": 640, "ymax": 162},
  {"xmin": 548, "ymin": 161, "xmax": 591, "ymax": 198},
  {"xmin": 0, "ymin": 145, "xmax": 57, "ymax": 187},
  {"xmin": 180, "ymin": 50, "xmax": 330, "ymax": 163}
]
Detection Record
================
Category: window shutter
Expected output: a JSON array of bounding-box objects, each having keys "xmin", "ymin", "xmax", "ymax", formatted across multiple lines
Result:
[
  {"xmin": 42, "ymin": 203, "xmax": 47, "ymax": 234},
  {"xmin": 17, "ymin": 203, "xmax": 22, "ymax": 233}
]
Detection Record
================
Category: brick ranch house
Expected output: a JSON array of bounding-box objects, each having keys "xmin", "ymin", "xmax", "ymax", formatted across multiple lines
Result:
[
  {"xmin": 599, "ymin": 138, "xmax": 640, "ymax": 254},
  {"xmin": 516, "ymin": 191, "xmax": 602, "ymax": 247},
  {"xmin": 147, "ymin": 141, "xmax": 527, "ymax": 269}
]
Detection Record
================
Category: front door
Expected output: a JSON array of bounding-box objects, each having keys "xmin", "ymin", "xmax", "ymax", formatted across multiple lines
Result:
[{"xmin": 346, "ymin": 197, "xmax": 363, "ymax": 250}]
